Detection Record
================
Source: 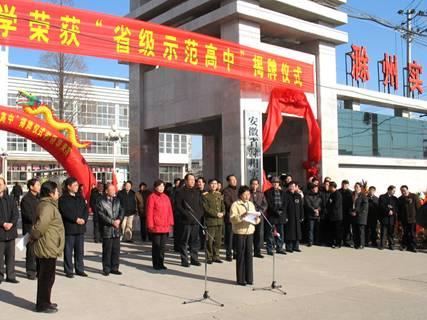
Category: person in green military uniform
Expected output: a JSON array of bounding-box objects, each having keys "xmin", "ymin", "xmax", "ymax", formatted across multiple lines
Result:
[{"xmin": 202, "ymin": 179, "xmax": 225, "ymax": 264}]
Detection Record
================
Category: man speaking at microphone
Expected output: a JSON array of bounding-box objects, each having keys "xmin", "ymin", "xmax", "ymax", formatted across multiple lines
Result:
[{"xmin": 175, "ymin": 174, "xmax": 203, "ymax": 267}]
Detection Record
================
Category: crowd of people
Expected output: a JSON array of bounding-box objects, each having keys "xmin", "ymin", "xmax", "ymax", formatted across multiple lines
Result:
[{"xmin": 0, "ymin": 173, "xmax": 425, "ymax": 313}]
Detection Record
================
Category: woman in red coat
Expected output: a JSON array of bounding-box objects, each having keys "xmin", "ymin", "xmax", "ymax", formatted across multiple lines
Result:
[{"xmin": 146, "ymin": 180, "xmax": 174, "ymax": 270}]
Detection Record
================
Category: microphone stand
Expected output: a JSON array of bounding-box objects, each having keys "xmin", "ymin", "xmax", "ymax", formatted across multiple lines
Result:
[
  {"xmin": 252, "ymin": 210, "xmax": 287, "ymax": 295},
  {"xmin": 182, "ymin": 200, "xmax": 224, "ymax": 307}
]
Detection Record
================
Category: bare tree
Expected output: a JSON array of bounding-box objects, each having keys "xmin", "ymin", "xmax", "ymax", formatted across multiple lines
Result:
[{"xmin": 38, "ymin": 0, "xmax": 90, "ymax": 121}]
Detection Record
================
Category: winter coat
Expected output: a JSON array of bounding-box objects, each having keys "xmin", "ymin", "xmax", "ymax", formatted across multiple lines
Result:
[
  {"xmin": 135, "ymin": 191, "xmax": 146, "ymax": 217},
  {"xmin": 117, "ymin": 189, "xmax": 137, "ymax": 217},
  {"xmin": 20, "ymin": 191, "xmax": 40, "ymax": 235},
  {"xmin": 250, "ymin": 190, "xmax": 268, "ymax": 214},
  {"xmin": 223, "ymin": 186, "xmax": 239, "ymax": 223},
  {"xmin": 326, "ymin": 191, "xmax": 343, "ymax": 222},
  {"xmin": 398, "ymin": 193, "xmax": 420, "ymax": 224},
  {"xmin": 283, "ymin": 191, "xmax": 303, "ymax": 241},
  {"xmin": 265, "ymin": 188, "xmax": 288, "ymax": 225},
  {"xmin": 339, "ymin": 188, "xmax": 353, "ymax": 222},
  {"xmin": 0, "ymin": 194, "xmax": 19, "ymax": 241},
  {"xmin": 31, "ymin": 197, "xmax": 65, "ymax": 259},
  {"xmin": 304, "ymin": 191, "xmax": 323, "ymax": 220},
  {"xmin": 230, "ymin": 200, "xmax": 259, "ymax": 235},
  {"xmin": 174, "ymin": 186, "xmax": 204, "ymax": 225},
  {"xmin": 367, "ymin": 195, "xmax": 379, "ymax": 226},
  {"xmin": 203, "ymin": 191, "xmax": 225, "ymax": 227},
  {"xmin": 97, "ymin": 195, "xmax": 125, "ymax": 238},
  {"xmin": 378, "ymin": 193, "xmax": 398, "ymax": 225},
  {"xmin": 350, "ymin": 193, "xmax": 369, "ymax": 225},
  {"xmin": 58, "ymin": 192, "xmax": 89, "ymax": 235},
  {"xmin": 146, "ymin": 191, "xmax": 174, "ymax": 234}
]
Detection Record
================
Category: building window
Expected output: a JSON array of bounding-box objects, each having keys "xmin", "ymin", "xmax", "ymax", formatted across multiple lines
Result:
[
  {"xmin": 80, "ymin": 132, "xmax": 113, "ymax": 154},
  {"xmin": 166, "ymin": 134, "xmax": 172, "ymax": 153},
  {"xmin": 31, "ymin": 143, "xmax": 44, "ymax": 152},
  {"xmin": 159, "ymin": 133, "xmax": 165, "ymax": 153},
  {"xmin": 181, "ymin": 135, "xmax": 187, "ymax": 154},
  {"xmin": 78, "ymin": 101, "xmax": 115, "ymax": 127},
  {"xmin": 119, "ymin": 104, "xmax": 129, "ymax": 128},
  {"xmin": 338, "ymin": 108, "xmax": 427, "ymax": 159},
  {"xmin": 7, "ymin": 133, "xmax": 27, "ymax": 151},
  {"xmin": 120, "ymin": 135, "xmax": 129, "ymax": 155},
  {"xmin": 159, "ymin": 165, "xmax": 183, "ymax": 183},
  {"xmin": 173, "ymin": 134, "xmax": 180, "ymax": 154}
]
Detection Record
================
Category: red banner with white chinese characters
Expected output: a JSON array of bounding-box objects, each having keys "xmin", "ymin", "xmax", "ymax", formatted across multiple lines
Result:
[
  {"xmin": 0, "ymin": 0, "xmax": 314, "ymax": 92},
  {"xmin": 0, "ymin": 105, "xmax": 96, "ymax": 200}
]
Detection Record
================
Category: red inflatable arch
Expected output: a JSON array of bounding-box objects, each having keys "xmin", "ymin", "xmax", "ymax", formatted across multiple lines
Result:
[{"xmin": 0, "ymin": 105, "xmax": 96, "ymax": 200}]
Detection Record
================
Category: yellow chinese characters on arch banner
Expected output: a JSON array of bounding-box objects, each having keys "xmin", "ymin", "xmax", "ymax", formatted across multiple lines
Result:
[{"xmin": 0, "ymin": 0, "xmax": 314, "ymax": 93}]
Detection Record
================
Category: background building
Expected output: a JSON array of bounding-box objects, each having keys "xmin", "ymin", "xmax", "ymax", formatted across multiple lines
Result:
[
  {"xmin": 0, "ymin": 47, "xmax": 193, "ymax": 189},
  {"xmin": 128, "ymin": 0, "xmax": 427, "ymax": 193}
]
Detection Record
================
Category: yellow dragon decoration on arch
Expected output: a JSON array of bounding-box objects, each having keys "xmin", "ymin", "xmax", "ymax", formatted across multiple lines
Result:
[{"xmin": 17, "ymin": 90, "xmax": 90, "ymax": 149}]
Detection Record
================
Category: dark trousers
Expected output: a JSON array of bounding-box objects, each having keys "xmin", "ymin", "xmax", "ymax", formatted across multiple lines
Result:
[
  {"xmin": 235, "ymin": 234, "xmax": 254, "ymax": 285},
  {"xmin": 402, "ymin": 223, "xmax": 417, "ymax": 250},
  {"xmin": 199, "ymin": 217, "xmax": 205, "ymax": 250},
  {"xmin": 151, "ymin": 233, "xmax": 167, "ymax": 268},
  {"xmin": 140, "ymin": 215, "xmax": 148, "ymax": 242},
  {"xmin": 352, "ymin": 224, "xmax": 365, "ymax": 248},
  {"xmin": 329, "ymin": 220, "xmax": 343, "ymax": 246},
  {"xmin": 179, "ymin": 224, "xmax": 200, "ymax": 263},
  {"xmin": 26, "ymin": 241, "xmax": 37, "ymax": 277},
  {"xmin": 36, "ymin": 258, "xmax": 56, "ymax": 310},
  {"xmin": 102, "ymin": 237, "xmax": 120, "ymax": 273},
  {"xmin": 224, "ymin": 222, "xmax": 235, "ymax": 258},
  {"xmin": 206, "ymin": 225, "xmax": 222, "ymax": 260},
  {"xmin": 308, "ymin": 219, "xmax": 320, "ymax": 244},
  {"xmin": 265, "ymin": 223, "xmax": 284, "ymax": 253},
  {"xmin": 343, "ymin": 219, "xmax": 353, "ymax": 245},
  {"xmin": 285, "ymin": 240, "xmax": 300, "ymax": 251},
  {"xmin": 173, "ymin": 221, "xmax": 183, "ymax": 251},
  {"xmin": 366, "ymin": 221, "xmax": 378, "ymax": 246},
  {"xmin": 319, "ymin": 219, "xmax": 329, "ymax": 245},
  {"xmin": 0, "ymin": 239, "xmax": 16, "ymax": 281},
  {"xmin": 253, "ymin": 217, "xmax": 264, "ymax": 255},
  {"xmin": 380, "ymin": 223, "xmax": 395, "ymax": 248},
  {"xmin": 93, "ymin": 213, "xmax": 101, "ymax": 242},
  {"xmin": 64, "ymin": 234, "xmax": 85, "ymax": 275}
]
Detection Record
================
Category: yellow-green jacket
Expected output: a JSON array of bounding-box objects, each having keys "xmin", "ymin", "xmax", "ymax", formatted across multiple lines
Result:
[{"xmin": 31, "ymin": 197, "xmax": 65, "ymax": 259}]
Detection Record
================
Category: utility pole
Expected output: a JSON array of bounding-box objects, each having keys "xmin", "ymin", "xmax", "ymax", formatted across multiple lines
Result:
[
  {"xmin": 398, "ymin": 9, "xmax": 415, "ymax": 97},
  {"xmin": 398, "ymin": 8, "xmax": 427, "ymax": 97}
]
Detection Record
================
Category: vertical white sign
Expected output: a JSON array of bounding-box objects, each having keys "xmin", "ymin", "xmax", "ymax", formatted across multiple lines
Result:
[{"xmin": 244, "ymin": 111, "xmax": 263, "ymax": 186}]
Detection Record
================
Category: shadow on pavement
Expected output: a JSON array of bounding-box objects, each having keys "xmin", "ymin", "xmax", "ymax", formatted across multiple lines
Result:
[{"xmin": 0, "ymin": 288, "xmax": 34, "ymax": 311}]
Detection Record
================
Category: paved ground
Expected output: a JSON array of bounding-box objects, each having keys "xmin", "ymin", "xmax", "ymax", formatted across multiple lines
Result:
[{"xmin": 1, "ymin": 235, "xmax": 427, "ymax": 320}]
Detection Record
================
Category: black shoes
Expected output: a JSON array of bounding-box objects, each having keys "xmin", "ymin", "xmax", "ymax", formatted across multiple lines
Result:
[
  {"xmin": 294, "ymin": 249, "xmax": 302, "ymax": 253},
  {"xmin": 191, "ymin": 260, "xmax": 201, "ymax": 266},
  {"xmin": 76, "ymin": 272, "xmax": 88, "ymax": 277},
  {"xmin": 102, "ymin": 271, "xmax": 110, "ymax": 276},
  {"xmin": 111, "ymin": 270, "xmax": 122, "ymax": 275},
  {"xmin": 36, "ymin": 307, "xmax": 58, "ymax": 314},
  {"xmin": 6, "ymin": 278, "xmax": 19, "ymax": 284},
  {"xmin": 307, "ymin": 242, "xmax": 313, "ymax": 247},
  {"xmin": 207, "ymin": 260, "xmax": 213, "ymax": 264},
  {"xmin": 65, "ymin": 273, "xmax": 74, "ymax": 278},
  {"xmin": 153, "ymin": 266, "xmax": 165, "ymax": 270},
  {"xmin": 27, "ymin": 274, "xmax": 37, "ymax": 280},
  {"xmin": 213, "ymin": 259, "xmax": 223, "ymax": 263},
  {"xmin": 181, "ymin": 261, "xmax": 190, "ymax": 267},
  {"xmin": 267, "ymin": 251, "xmax": 273, "ymax": 256},
  {"xmin": 254, "ymin": 253, "xmax": 264, "ymax": 258},
  {"xmin": 276, "ymin": 249, "xmax": 287, "ymax": 255},
  {"xmin": 225, "ymin": 256, "xmax": 233, "ymax": 262}
]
